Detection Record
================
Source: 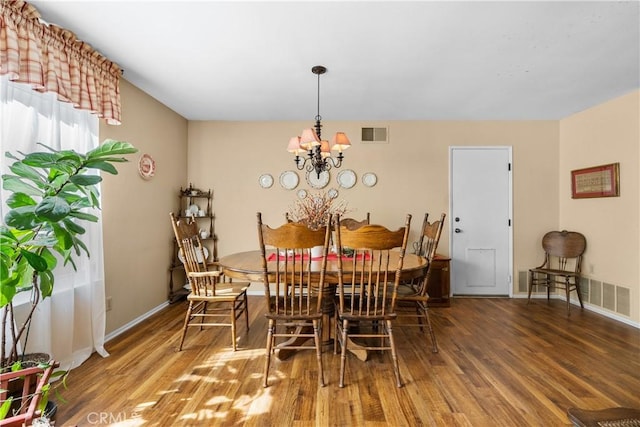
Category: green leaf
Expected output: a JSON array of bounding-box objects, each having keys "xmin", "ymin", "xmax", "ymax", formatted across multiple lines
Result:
[
  {"xmin": 52, "ymin": 224, "xmax": 73, "ymax": 250},
  {"xmin": 84, "ymin": 160, "xmax": 118, "ymax": 174},
  {"xmin": 0, "ymin": 277, "xmax": 18, "ymax": 307},
  {"xmin": 21, "ymin": 152, "xmax": 60, "ymax": 167},
  {"xmin": 1, "ymin": 175, "xmax": 42, "ymax": 196},
  {"xmin": 68, "ymin": 211, "xmax": 99, "ymax": 222},
  {"xmin": 39, "ymin": 270, "xmax": 54, "ymax": 297},
  {"xmin": 0, "ymin": 397, "xmax": 12, "ymax": 419},
  {"xmin": 4, "ymin": 205, "xmax": 38, "ymax": 229},
  {"xmin": 6, "ymin": 192, "xmax": 36, "ymax": 208},
  {"xmin": 20, "ymin": 249, "xmax": 48, "ymax": 272},
  {"xmin": 63, "ymin": 218, "xmax": 86, "ymax": 235},
  {"xmin": 35, "ymin": 197, "xmax": 71, "ymax": 222},
  {"xmin": 72, "ymin": 236, "xmax": 89, "ymax": 258},
  {"xmin": 40, "ymin": 248, "xmax": 57, "ymax": 271},
  {"xmin": 69, "ymin": 174, "xmax": 102, "ymax": 186},
  {"xmin": 87, "ymin": 140, "xmax": 137, "ymax": 158},
  {"xmin": 9, "ymin": 161, "xmax": 45, "ymax": 184}
]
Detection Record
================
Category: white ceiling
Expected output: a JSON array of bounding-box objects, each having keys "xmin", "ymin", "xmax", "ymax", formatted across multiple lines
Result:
[{"xmin": 29, "ymin": 1, "xmax": 640, "ymax": 121}]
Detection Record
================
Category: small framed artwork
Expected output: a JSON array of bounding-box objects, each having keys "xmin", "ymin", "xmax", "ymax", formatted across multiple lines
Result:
[{"xmin": 571, "ymin": 163, "xmax": 620, "ymax": 199}]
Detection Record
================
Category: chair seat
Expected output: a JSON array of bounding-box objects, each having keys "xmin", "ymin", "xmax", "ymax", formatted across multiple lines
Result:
[
  {"xmin": 530, "ymin": 267, "xmax": 579, "ymax": 277},
  {"xmin": 187, "ymin": 283, "xmax": 248, "ymax": 301}
]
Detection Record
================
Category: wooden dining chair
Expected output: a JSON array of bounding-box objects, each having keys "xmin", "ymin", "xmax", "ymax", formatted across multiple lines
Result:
[
  {"xmin": 333, "ymin": 214, "xmax": 412, "ymax": 388},
  {"xmin": 170, "ymin": 213, "xmax": 250, "ymax": 351},
  {"xmin": 338, "ymin": 212, "xmax": 370, "ymax": 230},
  {"xmin": 528, "ymin": 230, "xmax": 587, "ymax": 315},
  {"xmin": 256, "ymin": 212, "xmax": 332, "ymax": 388},
  {"xmin": 395, "ymin": 212, "xmax": 446, "ymax": 353}
]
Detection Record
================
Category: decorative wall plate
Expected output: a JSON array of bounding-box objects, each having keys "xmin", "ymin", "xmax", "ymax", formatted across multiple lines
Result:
[
  {"xmin": 279, "ymin": 170, "xmax": 299, "ymax": 190},
  {"xmin": 138, "ymin": 153, "xmax": 155, "ymax": 179},
  {"xmin": 306, "ymin": 170, "xmax": 330, "ymax": 189},
  {"xmin": 327, "ymin": 188, "xmax": 339, "ymax": 199},
  {"xmin": 297, "ymin": 189, "xmax": 308, "ymax": 199},
  {"xmin": 362, "ymin": 172, "xmax": 378, "ymax": 187},
  {"xmin": 259, "ymin": 173, "xmax": 274, "ymax": 188},
  {"xmin": 336, "ymin": 169, "xmax": 356, "ymax": 189}
]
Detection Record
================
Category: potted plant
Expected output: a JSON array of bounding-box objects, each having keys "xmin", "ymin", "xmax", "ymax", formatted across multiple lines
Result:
[{"xmin": 0, "ymin": 139, "xmax": 137, "ymax": 425}]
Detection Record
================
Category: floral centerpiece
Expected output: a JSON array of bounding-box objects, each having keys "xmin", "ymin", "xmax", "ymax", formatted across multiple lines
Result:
[{"xmin": 287, "ymin": 191, "xmax": 348, "ymax": 230}]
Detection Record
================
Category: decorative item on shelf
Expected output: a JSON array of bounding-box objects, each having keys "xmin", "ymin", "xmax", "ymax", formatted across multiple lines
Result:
[
  {"xmin": 327, "ymin": 188, "xmax": 339, "ymax": 199},
  {"xmin": 297, "ymin": 189, "xmax": 308, "ymax": 199},
  {"xmin": 286, "ymin": 190, "xmax": 348, "ymax": 231},
  {"xmin": 287, "ymin": 65, "xmax": 351, "ymax": 179}
]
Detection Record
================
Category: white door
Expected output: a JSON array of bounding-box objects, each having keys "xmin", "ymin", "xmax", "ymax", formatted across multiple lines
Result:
[{"xmin": 450, "ymin": 147, "xmax": 512, "ymax": 296}]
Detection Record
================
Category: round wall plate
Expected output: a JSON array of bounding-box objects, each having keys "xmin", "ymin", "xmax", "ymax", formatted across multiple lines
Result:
[
  {"xmin": 306, "ymin": 170, "xmax": 330, "ymax": 189},
  {"xmin": 297, "ymin": 189, "xmax": 308, "ymax": 199},
  {"xmin": 337, "ymin": 169, "xmax": 356, "ymax": 189},
  {"xmin": 279, "ymin": 170, "xmax": 299, "ymax": 190},
  {"xmin": 362, "ymin": 172, "xmax": 377, "ymax": 187},
  {"xmin": 328, "ymin": 188, "xmax": 339, "ymax": 199},
  {"xmin": 138, "ymin": 154, "xmax": 155, "ymax": 179},
  {"xmin": 259, "ymin": 173, "xmax": 274, "ymax": 188}
]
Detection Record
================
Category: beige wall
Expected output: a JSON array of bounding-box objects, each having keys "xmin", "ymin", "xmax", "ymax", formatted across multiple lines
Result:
[
  {"xmin": 98, "ymin": 84, "xmax": 639, "ymax": 335},
  {"xmin": 559, "ymin": 90, "xmax": 640, "ymax": 320},
  {"xmin": 188, "ymin": 120, "xmax": 559, "ymax": 293},
  {"xmin": 99, "ymin": 80, "xmax": 188, "ymax": 333}
]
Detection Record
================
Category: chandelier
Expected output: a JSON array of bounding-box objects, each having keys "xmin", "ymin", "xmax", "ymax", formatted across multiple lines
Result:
[{"xmin": 287, "ymin": 65, "xmax": 351, "ymax": 178}]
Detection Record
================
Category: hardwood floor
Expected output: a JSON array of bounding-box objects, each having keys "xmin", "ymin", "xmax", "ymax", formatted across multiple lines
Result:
[{"xmin": 55, "ymin": 297, "xmax": 640, "ymax": 426}]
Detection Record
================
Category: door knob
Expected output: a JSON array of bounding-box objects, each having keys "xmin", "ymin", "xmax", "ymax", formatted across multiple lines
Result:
[{"xmin": 454, "ymin": 228, "xmax": 462, "ymax": 233}]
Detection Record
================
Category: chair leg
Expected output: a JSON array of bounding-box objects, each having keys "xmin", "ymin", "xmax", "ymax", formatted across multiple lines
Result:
[
  {"xmin": 386, "ymin": 320, "xmax": 403, "ymax": 388},
  {"xmin": 574, "ymin": 278, "xmax": 585, "ymax": 309},
  {"xmin": 565, "ymin": 277, "xmax": 572, "ymax": 316},
  {"xmin": 527, "ymin": 271, "xmax": 534, "ymax": 304},
  {"xmin": 178, "ymin": 301, "xmax": 195, "ymax": 351},
  {"xmin": 244, "ymin": 293, "xmax": 250, "ymax": 331},
  {"xmin": 313, "ymin": 319, "xmax": 325, "ymax": 387},
  {"xmin": 339, "ymin": 319, "xmax": 349, "ymax": 388},
  {"xmin": 263, "ymin": 319, "xmax": 275, "ymax": 388},
  {"xmin": 200, "ymin": 302, "xmax": 208, "ymax": 330},
  {"xmin": 231, "ymin": 305, "xmax": 237, "ymax": 351},
  {"xmin": 420, "ymin": 302, "xmax": 438, "ymax": 353}
]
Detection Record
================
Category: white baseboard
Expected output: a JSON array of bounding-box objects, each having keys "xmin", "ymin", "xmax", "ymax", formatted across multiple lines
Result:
[
  {"xmin": 104, "ymin": 301, "xmax": 170, "ymax": 343},
  {"xmin": 512, "ymin": 293, "xmax": 640, "ymax": 329}
]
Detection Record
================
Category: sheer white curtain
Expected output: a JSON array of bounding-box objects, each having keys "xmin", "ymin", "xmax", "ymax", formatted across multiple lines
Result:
[{"xmin": 0, "ymin": 77, "xmax": 109, "ymax": 370}]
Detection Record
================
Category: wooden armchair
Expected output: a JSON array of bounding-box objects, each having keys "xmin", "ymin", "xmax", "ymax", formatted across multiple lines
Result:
[
  {"xmin": 396, "ymin": 212, "xmax": 446, "ymax": 353},
  {"xmin": 333, "ymin": 214, "xmax": 412, "ymax": 388},
  {"xmin": 256, "ymin": 212, "xmax": 332, "ymax": 388},
  {"xmin": 528, "ymin": 230, "xmax": 586, "ymax": 315},
  {"xmin": 170, "ymin": 213, "xmax": 250, "ymax": 351}
]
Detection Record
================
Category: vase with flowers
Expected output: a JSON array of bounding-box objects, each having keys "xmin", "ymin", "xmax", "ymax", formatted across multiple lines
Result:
[{"xmin": 287, "ymin": 192, "xmax": 348, "ymax": 256}]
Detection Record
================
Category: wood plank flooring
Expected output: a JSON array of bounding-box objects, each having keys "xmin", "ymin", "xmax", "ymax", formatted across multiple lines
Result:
[{"xmin": 55, "ymin": 297, "xmax": 640, "ymax": 426}]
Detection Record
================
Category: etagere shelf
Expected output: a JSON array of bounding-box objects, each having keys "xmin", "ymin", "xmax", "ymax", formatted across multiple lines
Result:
[{"xmin": 168, "ymin": 184, "xmax": 218, "ymax": 303}]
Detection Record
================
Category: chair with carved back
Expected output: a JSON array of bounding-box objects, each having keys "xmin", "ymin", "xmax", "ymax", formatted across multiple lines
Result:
[
  {"xmin": 256, "ymin": 212, "xmax": 332, "ymax": 388},
  {"xmin": 339, "ymin": 212, "xmax": 370, "ymax": 230},
  {"xmin": 395, "ymin": 213, "xmax": 446, "ymax": 353},
  {"xmin": 528, "ymin": 230, "xmax": 586, "ymax": 315},
  {"xmin": 170, "ymin": 213, "xmax": 250, "ymax": 351},
  {"xmin": 333, "ymin": 214, "xmax": 411, "ymax": 388}
]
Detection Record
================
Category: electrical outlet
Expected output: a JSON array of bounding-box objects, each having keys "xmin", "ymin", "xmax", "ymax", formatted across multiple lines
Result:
[{"xmin": 106, "ymin": 296, "xmax": 113, "ymax": 311}]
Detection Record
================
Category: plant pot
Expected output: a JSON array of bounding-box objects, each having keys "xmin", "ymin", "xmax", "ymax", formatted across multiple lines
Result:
[{"xmin": 0, "ymin": 361, "xmax": 57, "ymax": 427}]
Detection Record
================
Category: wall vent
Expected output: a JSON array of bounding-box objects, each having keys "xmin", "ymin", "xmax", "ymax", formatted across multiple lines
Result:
[
  {"xmin": 361, "ymin": 127, "xmax": 389, "ymax": 143},
  {"xmin": 616, "ymin": 286, "xmax": 630, "ymax": 316},
  {"xmin": 602, "ymin": 282, "xmax": 616, "ymax": 311}
]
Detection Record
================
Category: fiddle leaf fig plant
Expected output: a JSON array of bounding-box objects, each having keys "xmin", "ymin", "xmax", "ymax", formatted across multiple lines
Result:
[{"xmin": 0, "ymin": 139, "xmax": 137, "ymax": 366}]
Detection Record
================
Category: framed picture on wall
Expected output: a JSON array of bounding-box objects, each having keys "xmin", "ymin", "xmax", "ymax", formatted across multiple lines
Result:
[{"xmin": 571, "ymin": 162, "xmax": 620, "ymax": 199}]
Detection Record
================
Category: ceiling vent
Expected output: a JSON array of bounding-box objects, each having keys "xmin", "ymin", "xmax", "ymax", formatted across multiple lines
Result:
[{"xmin": 361, "ymin": 127, "xmax": 388, "ymax": 143}]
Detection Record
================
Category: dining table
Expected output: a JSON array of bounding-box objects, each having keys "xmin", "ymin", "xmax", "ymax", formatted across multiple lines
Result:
[{"xmin": 218, "ymin": 249, "xmax": 428, "ymax": 361}]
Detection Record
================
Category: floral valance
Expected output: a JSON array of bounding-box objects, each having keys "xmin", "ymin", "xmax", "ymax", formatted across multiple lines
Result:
[{"xmin": 0, "ymin": 0, "xmax": 122, "ymax": 124}]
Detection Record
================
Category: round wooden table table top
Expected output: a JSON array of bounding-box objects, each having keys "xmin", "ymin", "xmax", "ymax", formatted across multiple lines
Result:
[{"xmin": 218, "ymin": 249, "xmax": 427, "ymax": 283}]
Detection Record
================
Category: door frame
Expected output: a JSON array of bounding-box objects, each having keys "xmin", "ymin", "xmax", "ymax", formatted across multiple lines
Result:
[{"xmin": 448, "ymin": 146, "xmax": 514, "ymax": 297}]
